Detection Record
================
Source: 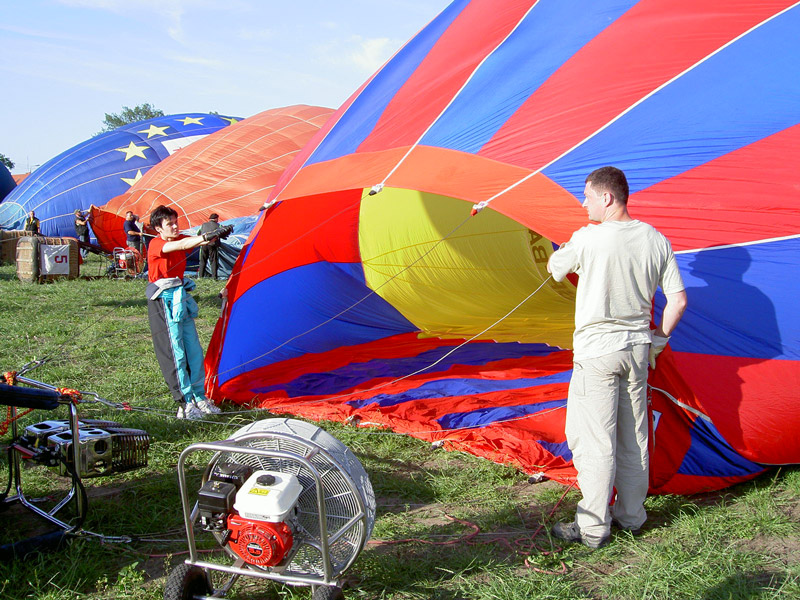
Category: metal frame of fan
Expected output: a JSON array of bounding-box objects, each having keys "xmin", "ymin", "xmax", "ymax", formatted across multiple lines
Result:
[{"xmin": 168, "ymin": 418, "xmax": 375, "ymax": 600}]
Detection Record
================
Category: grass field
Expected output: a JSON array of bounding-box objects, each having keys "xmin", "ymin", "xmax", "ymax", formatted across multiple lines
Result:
[{"xmin": 1, "ymin": 254, "xmax": 798, "ymax": 600}]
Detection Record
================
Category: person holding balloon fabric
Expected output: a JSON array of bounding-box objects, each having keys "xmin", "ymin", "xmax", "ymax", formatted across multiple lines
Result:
[
  {"xmin": 546, "ymin": 166, "xmax": 687, "ymax": 548},
  {"xmin": 145, "ymin": 205, "xmax": 230, "ymax": 419}
]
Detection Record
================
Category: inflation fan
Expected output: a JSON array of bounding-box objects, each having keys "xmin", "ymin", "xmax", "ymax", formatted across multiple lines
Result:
[{"xmin": 165, "ymin": 418, "xmax": 376, "ymax": 600}]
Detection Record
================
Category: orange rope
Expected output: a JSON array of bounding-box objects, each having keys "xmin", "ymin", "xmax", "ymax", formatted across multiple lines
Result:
[
  {"xmin": 57, "ymin": 387, "xmax": 82, "ymax": 403},
  {"xmin": 361, "ymin": 479, "xmax": 577, "ymax": 576},
  {"xmin": 522, "ymin": 480, "xmax": 576, "ymax": 575},
  {"xmin": 1, "ymin": 406, "xmax": 34, "ymax": 436},
  {"xmin": 1, "ymin": 371, "xmax": 27, "ymax": 436},
  {"xmin": 524, "ymin": 555, "xmax": 568, "ymax": 575}
]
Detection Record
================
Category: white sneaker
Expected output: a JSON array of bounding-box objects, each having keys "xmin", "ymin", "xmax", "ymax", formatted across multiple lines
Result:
[
  {"xmin": 193, "ymin": 397, "xmax": 221, "ymax": 414},
  {"xmin": 177, "ymin": 402, "xmax": 204, "ymax": 420}
]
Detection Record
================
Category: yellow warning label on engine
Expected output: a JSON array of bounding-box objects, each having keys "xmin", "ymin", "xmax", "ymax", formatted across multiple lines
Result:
[{"xmin": 249, "ymin": 488, "xmax": 271, "ymax": 496}]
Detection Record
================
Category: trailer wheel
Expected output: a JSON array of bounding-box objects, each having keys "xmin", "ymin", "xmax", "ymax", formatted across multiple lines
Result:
[
  {"xmin": 312, "ymin": 585, "xmax": 345, "ymax": 600},
  {"xmin": 163, "ymin": 563, "xmax": 211, "ymax": 600}
]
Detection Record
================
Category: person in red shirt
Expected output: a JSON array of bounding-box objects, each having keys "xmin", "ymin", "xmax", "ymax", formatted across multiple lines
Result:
[{"xmin": 146, "ymin": 205, "xmax": 228, "ymax": 419}]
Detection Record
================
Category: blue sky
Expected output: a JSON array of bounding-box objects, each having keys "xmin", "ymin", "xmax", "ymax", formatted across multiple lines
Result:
[{"xmin": 1, "ymin": 0, "xmax": 452, "ymax": 172}]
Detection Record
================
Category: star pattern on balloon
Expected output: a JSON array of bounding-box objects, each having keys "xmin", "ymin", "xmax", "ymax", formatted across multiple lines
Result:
[
  {"xmin": 116, "ymin": 142, "xmax": 149, "ymax": 161},
  {"xmin": 120, "ymin": 169, "xmax": 144, "ymax": 186},
  {"xmin": 138, "ymin": 124, "xmax": 170, "ymax": 139},
  {"xmin": 220, "ymin": 117, "xmax": 239, "ymax": 125},
  {"xmin": 178, "ymin": 116, "xmax": 204, "ymax": 126},
  {"xmin": 0, "ymin": 110, "xmax": 242, "ymax": 239}
]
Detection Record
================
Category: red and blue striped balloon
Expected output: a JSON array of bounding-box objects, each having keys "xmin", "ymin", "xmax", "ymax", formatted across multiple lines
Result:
[{"xmin": 206, "ymin": 0, "xmax": 799, "ymax": 494}]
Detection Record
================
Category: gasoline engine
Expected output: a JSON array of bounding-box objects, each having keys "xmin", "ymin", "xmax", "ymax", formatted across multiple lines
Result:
[
  {"xmin": 16, "ymin": 418, "xmax": 149, "ymax": 478},
  {"xmin": 197, "ymin": 464, "xmax": 302, "ymax": 567},
  {"xmin": 166, "ymin": 418, "xmax": 375, "ymax": 600}
]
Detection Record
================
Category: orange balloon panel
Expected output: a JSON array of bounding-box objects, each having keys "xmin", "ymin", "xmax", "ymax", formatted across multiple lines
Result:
[{"xmin": 92, "ymin": 105, "xmax": 333, "ymax": 250}]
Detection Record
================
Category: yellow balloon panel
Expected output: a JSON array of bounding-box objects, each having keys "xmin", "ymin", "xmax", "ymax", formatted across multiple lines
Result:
[{"xmin": 359, "ymin": 188, "xmax": 576, "ymax": 347}]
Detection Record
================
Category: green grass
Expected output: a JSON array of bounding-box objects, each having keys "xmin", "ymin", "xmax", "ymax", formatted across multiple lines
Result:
[{"xmin": 1, "ymin": 255, "xmax": 798, "ymax": 600}]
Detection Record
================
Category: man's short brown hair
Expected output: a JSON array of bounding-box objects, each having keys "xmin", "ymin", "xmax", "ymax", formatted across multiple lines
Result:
[{"xmin": 586, "ymin": 166, "xmax": 629, "ymax": 205}]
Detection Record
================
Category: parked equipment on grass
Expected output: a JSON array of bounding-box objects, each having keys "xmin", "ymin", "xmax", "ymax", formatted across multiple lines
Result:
[
  {"xmin": 166, "ymin": 418, "xmax": 375, "ymax": 600},
  {"xmin": 111, "ymin": 246, "xmax": 144, "ymax": 278},
  {"xmin": 0, "ymin": 374, "xmax": 149, "ymax": 558}
]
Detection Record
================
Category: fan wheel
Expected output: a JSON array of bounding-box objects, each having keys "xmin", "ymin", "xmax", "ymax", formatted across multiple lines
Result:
[
  {"xmin": 163, "ymin": 563, "xmax": 211, "ymax": 600},
  {"xmin": 312, "ymin": 585, "xmax": 345, "ymax": 600}
]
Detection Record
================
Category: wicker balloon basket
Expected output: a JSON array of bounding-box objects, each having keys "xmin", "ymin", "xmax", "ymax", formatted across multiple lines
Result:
[{"xmin": 15, "ymin": 236, "xmax": 81, "ymax": 283}]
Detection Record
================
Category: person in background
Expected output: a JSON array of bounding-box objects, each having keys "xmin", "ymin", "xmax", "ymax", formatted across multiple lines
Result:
[
  {"xmin": 145, "ymin": 204, "xmax": 227, "ymax": 420},
  {"xmin": 547, "ymin": 166, "xmax": 687, "ymax": 549},
  {"xmin": 141, "ymin": 222, "xmax": 156, "ymax": 253},
  {"xmin": 24, "ymin": 210, "xmax": 40, "ymax": 234},
  {"xmin": 124, "ymin": 211, "xmax": 143, "ymax": 254},
  {"xmin": 197, "ymin": 213, "xmax": 223, "ymax": 279},
  {"xmin": 74, "ymin": 209, "xmax": 90, "ymax": 258}
]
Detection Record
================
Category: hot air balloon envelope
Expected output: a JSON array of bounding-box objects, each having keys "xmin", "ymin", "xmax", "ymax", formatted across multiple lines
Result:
[{"xmin": 206, "ymin": 0, "xmax": 799, "ymax": 495}]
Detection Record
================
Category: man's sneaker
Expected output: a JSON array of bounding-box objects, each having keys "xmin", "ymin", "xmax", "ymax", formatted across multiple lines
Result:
[
  {"xmin": 551, "ymin": 521, "xmax": 609, "ymax": 549},
  {"xmin": 177, "ymin": 402, "xmax": 204, "ymax": 420},
  {"xmin": 611, "ymin": 519, "xmax": 643, "ymax": 536},
  {"xmin": 193, "ymin": 397, "xmax": 221, "ymax": 414}
]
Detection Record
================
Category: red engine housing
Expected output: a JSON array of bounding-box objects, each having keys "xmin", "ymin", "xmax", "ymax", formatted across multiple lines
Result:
[{"xmin": 226, "ymin": 514, "xmax": 294, "ymax": 566}]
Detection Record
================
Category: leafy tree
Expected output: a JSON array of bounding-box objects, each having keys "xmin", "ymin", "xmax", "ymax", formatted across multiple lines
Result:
[
  {"xmin": 0, "ymin": 153, "xmax": 13, "ymax": 170},
  {"xmin": 99, "ymin": 103, "xmax": 165, "ymax": 133}
]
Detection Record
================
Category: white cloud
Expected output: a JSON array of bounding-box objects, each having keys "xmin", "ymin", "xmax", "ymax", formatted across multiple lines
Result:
[
  {"xmin": 56, "ymin": 0, "xmax": 212, "ymax": 9},
  {"xmin": 2, "ymin": 60, "xmax": 124, "ymax": 94},
  {"xmin": 0, "ymin": 23, "xmax": 86, "ymax": 43},
  {"xmin": 350, "ymin": 36, "xmax": 393, "ymax": 72},
  {"xmin": 167, "ymin": 53, "xmax": 225, "ymax": 68},
  {"xmin": 315, "ymin": 35, "xmax": 400, "ymax": 75},
  {"xmin": 237, "ymin": 27, "xmax": 276, "ymax": 42},
  {"xmin": 55, "ymin": 0, "xmax": 204, "ymax": 43}
]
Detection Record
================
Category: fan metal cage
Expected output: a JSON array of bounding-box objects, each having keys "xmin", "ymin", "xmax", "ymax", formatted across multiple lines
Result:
[{"xmin": 206, "ymin": 418, "xmax": 375, "ymax": 578}]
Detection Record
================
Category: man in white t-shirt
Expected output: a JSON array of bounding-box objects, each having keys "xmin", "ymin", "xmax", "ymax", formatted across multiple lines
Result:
[{"xmin": 547, "ymin": 166, "xmax": 687, "ymax": 549}]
